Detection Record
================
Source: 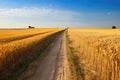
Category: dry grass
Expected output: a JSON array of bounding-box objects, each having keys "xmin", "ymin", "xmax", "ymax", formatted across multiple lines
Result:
[
  {"xmin": 68, "ymin": 28, "xmax": 120, "ymax": 80},
  {"xmin": 0, "ymin": 28, "xmax": 64, "ymax": 80}
]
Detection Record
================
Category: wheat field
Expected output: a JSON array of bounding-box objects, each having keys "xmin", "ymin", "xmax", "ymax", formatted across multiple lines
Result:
[
  {"xmin": 0, "ymin": 28, "xmax": 60, "ymax": 43},
  {"xmin": 68, "ymin": 28, "xmax": 120, "ymax": 80},
  {"xmin": 0, "ymin": 28, "xmax": 64, "ymax": 79}
]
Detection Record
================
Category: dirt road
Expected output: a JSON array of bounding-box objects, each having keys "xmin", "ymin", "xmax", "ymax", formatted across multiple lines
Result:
[{"xmin": 27, "ymin": 32, "xmax": 71, "ymax": 80}]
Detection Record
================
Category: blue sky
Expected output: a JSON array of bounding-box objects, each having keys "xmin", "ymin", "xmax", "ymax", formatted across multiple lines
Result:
[{"xmin": 0, "ymin": 0, "xmax": 120, "ymax": 28}]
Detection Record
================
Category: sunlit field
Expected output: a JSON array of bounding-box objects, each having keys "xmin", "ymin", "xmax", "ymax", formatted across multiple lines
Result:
[
  {"xmin": 0, "ymin": 28, "xmax": 61, "ymax": 43},
  {"xmin": 68, "ymin": 28, "xmax": 120, "ymax": 80},
  {"xmin": 0, "ymin": 28, "xmax": 64, "ymax": 79}
]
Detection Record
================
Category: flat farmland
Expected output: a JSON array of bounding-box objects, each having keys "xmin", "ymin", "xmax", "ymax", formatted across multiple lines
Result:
[
  {"xmin": 0, "ymin": 28, "xmax": 64, "ymax": 80},
  {"xmin": 67, "ymin": 28, "xmax": 120, "ymax": 80},
  {"xmin": 1, "ymin": 28, "xmax": 120, "ymax": 80}
]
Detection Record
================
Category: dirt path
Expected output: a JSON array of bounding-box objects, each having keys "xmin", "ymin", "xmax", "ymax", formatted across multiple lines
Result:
[{"xmin": 27, "ymin": 32, "xmax": 71, "ymax": 80}]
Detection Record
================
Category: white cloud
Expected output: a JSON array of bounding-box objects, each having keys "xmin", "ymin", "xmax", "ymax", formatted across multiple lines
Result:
[{"xmin": 0, "ymin": 7, "xmax": 80, "ymax": 20}]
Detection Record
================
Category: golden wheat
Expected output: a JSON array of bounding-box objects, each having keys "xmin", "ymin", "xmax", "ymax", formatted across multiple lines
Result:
[
  {"xmin": 0, "ymin": 28, "xmax": 63, "ymax": 79},
  {"xmin": 0, "ymin": 28, "xmax": 60, "ymax": 43},
  {"xmin": 68, "ymin": 28, "xmax": 120, "ymax": 80}
]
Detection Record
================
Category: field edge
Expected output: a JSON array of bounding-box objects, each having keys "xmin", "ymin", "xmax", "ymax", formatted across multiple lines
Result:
[{"xmin": 66, "ymin": 30, "xmax": 84, "ymax": 80}]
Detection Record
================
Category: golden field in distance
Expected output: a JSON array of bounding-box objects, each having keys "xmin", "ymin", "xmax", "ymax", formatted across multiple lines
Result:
[
  {"xmin": 0, "ymin": 28, "xmax": 61, "ymax": 43},
  {"xmin": 68, "ymin": 28, "xmax": 120, "ymax": 80}
]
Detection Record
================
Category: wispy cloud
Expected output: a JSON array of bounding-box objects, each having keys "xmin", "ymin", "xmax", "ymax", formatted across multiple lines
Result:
[{"xmin": 0, "ymin": 7, "xmax": 80, "ymax": 20}]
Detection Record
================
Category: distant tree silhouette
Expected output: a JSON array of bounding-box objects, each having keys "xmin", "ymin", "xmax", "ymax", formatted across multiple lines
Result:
[
  {"xmin": 28, "ymin": 26, "xmax": 35, "ymax": 28},
  {"xmin": 112, "ymin": 25, "xmax": 116, "ymax": 29}
]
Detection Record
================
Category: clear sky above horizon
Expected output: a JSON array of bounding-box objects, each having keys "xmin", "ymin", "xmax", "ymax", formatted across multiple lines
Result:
[{"xmin": 0, "ymin": 0, "xmax": 120, "ymax": 28}]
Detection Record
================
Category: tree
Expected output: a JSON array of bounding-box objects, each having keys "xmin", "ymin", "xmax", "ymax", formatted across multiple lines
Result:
[
  {"xmin": 28, "ymin": 26, "xmax": 31, "ymax": 28},
  {"xmin": 112, "ymin": 25, "xmax": 116, "ymax": 29},
  {"xmin": 28, "ymin": 26, "xmax": 35, "ymax": 28}
]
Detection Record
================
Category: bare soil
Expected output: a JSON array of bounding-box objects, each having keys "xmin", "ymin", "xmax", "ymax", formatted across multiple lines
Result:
[{"xmin": 27, "ymin": 32, "xmax": 71, "ymax": 80}]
